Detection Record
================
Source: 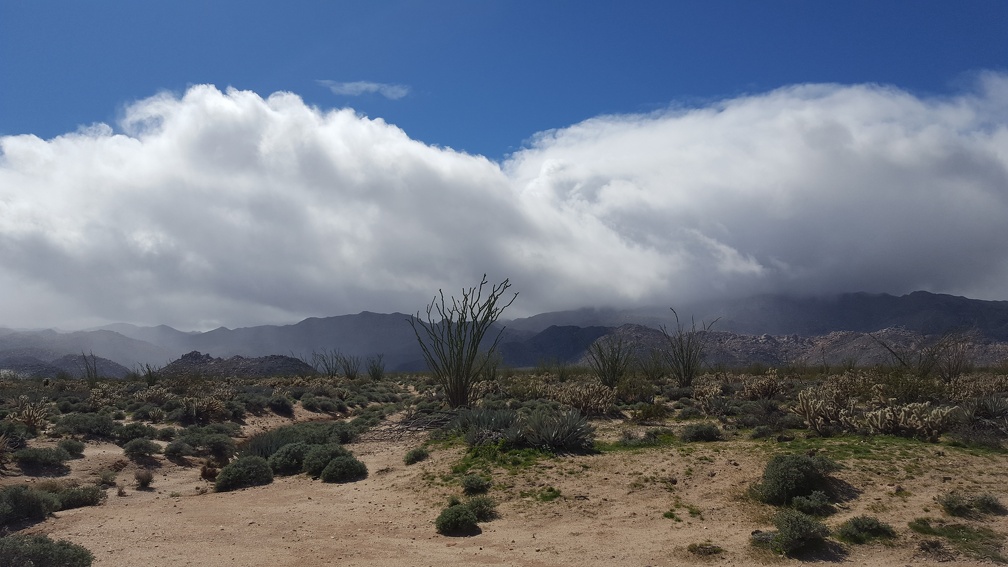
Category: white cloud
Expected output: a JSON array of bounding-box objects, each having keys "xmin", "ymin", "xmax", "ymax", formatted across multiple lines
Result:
[
  {"xmin": 318, "ymin": 80, "xmax": 409, "ymax": 100},
  {"xmin": 1, "ymin": 78, "xmax": 1007, "ymax": 329}
]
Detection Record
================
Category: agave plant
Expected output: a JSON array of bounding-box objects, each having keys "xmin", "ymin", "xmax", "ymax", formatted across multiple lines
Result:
[{"xmin": 521, "ymin": 409, "xmax": 595, "ymax": 453}]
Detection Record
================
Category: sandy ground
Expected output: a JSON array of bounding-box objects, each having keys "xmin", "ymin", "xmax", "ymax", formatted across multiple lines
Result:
[{"xmin": 7, "ymin": 416, "xmax": 1008, "ymax": 566}]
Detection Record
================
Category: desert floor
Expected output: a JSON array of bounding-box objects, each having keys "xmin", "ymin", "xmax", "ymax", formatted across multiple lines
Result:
[{"xmin": 8, "ymin": 411, "xmax": 1008, "ymax": 566}]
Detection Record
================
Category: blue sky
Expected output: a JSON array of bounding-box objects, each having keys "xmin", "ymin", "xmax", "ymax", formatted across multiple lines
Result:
[
  {"xmin": 1, "ymin": 2, "xmax": 1008, "ymax": 329},
  {"xmin": 4, "ymin": 1, "xmax": 1005, "ymax": 159}
]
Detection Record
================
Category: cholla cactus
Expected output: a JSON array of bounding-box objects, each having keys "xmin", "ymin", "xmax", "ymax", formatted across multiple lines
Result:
[
  {"xmin": 553, "ymin": 380, "xmax": 615, "ymax": 416},
  {"xmin": 693, "ymin": 382, "xmax": 725, "ymax": 416},
  {"xmin": 791, "ymin": 386, "xmax": 853, "ymax": 436},
  {"xmin": 88, "ymin": 382, "xmax": 125, "ymax": 409},
  {"xmin": 180, "ymin": 395, "xmax": 228, "ymax": 424},
  {"xmin": 9, "ymin": 396, "xmax": 51, "ymax": 432},
  {"xmin": 134, "ymin": 385, "xmax": 176, "ymax": 405},
  {"xmin": 858, "ymin": 402, "xmax": 959, "ymax": 441},
  {"xmin": 742, "ymin": 369, "xmax": 784, "ymax": 400}
]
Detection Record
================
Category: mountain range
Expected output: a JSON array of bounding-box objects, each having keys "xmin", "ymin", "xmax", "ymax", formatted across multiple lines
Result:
[{"xmin": 1, "ymin": 291, "xmax": 1007, "ymax": 378}]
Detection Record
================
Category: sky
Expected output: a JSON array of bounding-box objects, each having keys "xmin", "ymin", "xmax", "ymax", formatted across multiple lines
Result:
[{"xmin": 1, "ymin": 1, "xmax": 1007, "ymax": 330}]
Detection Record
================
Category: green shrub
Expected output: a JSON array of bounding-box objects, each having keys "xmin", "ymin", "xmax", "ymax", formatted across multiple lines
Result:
[
  {"xmin": 769, "ymin": 509, "xmax": 829, "ymax": 555},
  {"xmin": 122, "ymin": 438, "xmax": 161, "ymax": 461},
  {"xmin": 55, "ymin": 413, "xmax": 115, "ymax": 438},
  {"xmin": 268, "ymin": 395, "xmax": 294, "ymax": 417},
  {"xmin": 435, "ymin": 504, "xmax": 479, "ymax": 535},
  {"xmin": 939, "ymin": 490, "xmax": 1007, "ymax": 518},
  {"xmin": 302, "ymin": 444, "xmax": 351, "ymax": 477},
  {"xmin": 404, "ymin": 446, "xmax": 429, "ymax": 465},
  {"xmin": 465, "ymin": 496, "xmax": 498, "ymax": 521},
  {"xmin": 13, "ymin": 446, "xmax": 71, "ymax": 470},
  {"xmin": 681, "ymin": 422, "xmax": 723, "ymax": 442},
  {"xmin": 791, "ymin": 490, "xmax": 833, "ymax": 516},
  {"xmin": 836, "ymin": 515, "xmax": 896, "ymax": 544},
  {"xmin": 164, "ymin": 441, "xmax": 197, "ymax": 461},
  {"xmin": 201, "ymin": 434, "xmax": 236, "ymax": 464},
  {"xmin": 0, "ymin": 485, "xmax": 60, "ymax": 527},
  {"xmin": 57, "ymin": 438, "xmax": 86, "ymax": 458},
  {"xmin": 54, "ymin": 485, "xmax": 105, "ymax": 510},
  {"xmin": 753, "ymin": 454, "xmax": 839, "ymax": 505},
  {"xmin": 319, "ymin": 455, "xmax": 368, "ymax": 483},
  {"xmin": 214, "ymin": 456, "xmax": 274, "ymax": 492},
  {"xmin": 95, "ymin": 468, "xmax": 117, "ymax": 488},
  {"xmin": 461, "ymin": 473, "xmax": 491, "ymax": 495},
  {"xmin": 155, "ymin": 427, "xmax": 176, "ymax": 441},
  {"xmin": 268, "ymin": 442, "xmax": 311, "ymax": 475},
  {"xmin": 0, "ymin": 533, "xmax": 94, "ymax": 567},
  {"xmin": 114, "ymin": 422, "xmax": 158, "ymax": 445}
]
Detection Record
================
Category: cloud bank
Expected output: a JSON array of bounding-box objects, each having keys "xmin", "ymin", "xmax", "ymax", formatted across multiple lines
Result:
[
  {"xmin": 318, "ymin": 80, "xmax": 410, "ymax": 100},
  {"xmin": 2, "ymin": 76, "xmax": 1007, "ymax": 329}
]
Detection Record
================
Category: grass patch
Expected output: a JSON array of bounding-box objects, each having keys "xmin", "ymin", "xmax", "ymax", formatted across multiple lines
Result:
[{"xmin": 909, "ymin": 517, "xmax": 1007, "ymax": 563}]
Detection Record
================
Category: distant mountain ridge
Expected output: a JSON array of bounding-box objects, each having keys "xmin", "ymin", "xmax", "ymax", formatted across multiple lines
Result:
[
  {"xmin": 1, "ymin": 291, "xmax": 1007, "ymax": 376},
  {"xmin": 506, "ymin": 291, "xmax": 1008, "ymax": 339}
]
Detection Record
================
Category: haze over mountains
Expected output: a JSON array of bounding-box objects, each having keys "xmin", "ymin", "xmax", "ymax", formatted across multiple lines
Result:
[{"xmin": 2, "ymin": 291, "xmax": 1007, "ymax": 379}]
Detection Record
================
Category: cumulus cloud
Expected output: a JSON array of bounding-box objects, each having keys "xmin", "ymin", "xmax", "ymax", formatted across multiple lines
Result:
[
  {"xmin": 1, "ymin": 77, "xmax": 1007, "ymax": 329},
  {"xmin": 318, "ymin": 80, "xmax": 409, "ymax": 100}
]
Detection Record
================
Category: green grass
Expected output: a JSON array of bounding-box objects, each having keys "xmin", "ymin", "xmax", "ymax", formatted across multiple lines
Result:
[
  {"xmin": 521, "ymin": 486, "xmax": 562, "ymax": 502},
  {"xmin": 909, "ymin": 517, "xmax": 1007, "ymax": 563},
  {"xmin": 451, "ymin": 443, "xmax": 550, "ymax": 476}
]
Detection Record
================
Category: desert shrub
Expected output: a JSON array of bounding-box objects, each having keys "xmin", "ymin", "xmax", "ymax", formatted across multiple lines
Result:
[
  {"xmin": 835, "ymin": 515, "xmax": 896, "ymax": 544},
  {"xmin": 677, "ymin": 406, "xmax": 704, "ymax": 420},
  {"xmin": 214, "ymin": 456, "xmax": 273, "ymax": 492},
  {"xmin": 164, "ymin": 441, "xmax": 196, "ymax": 462},
  {"xmin": 267, "ymin": 395, "xmax": 294, "ymax": 417},
  {"xmin": 114, "ymin": 422, "xmax": 158, "ymax": 445},
  {"xmin": 435, "ymin": 504, "xmax": 479, "ymax": 536},
  {"xmin": 769, "ymin": 509, "xmax": 829, "ymax": 555},
  {"xmin": 122, "ymin": 438, "xmax": 161, "ymax": 461},
  {"xmin": 13, "ymin": 446, "xmax": 71, "ymax": 470},
  {"xmin": 461, "ymin": 473, "xmax": 492, "ymax": 495},
  {"xmin": 55, "ymin": 413, "xmax": 115, "ymax": 439},
  {"xmin": 53, "ymin": 485, "xmax": 105, "ymax": 510},
  {"xmin": 465, "ymin": 496, "xmax": 498, "ymax": 521},
  {"xmin": 522, "ymin": 409, "xmax": 595, "ymax": 453},
  {"xmin": 939, "ymin": 490, "xmax": 1007, "ymax": 518},
  {"xmin": 0, "ymin": 485, "xmax": 60, "ymax": 527},
  {"xmin": 791, "ymin": 490, "xmax": 833, "ymax": 516},
  {"xmin": 96, "ymin": 468, "xmax": 117, "ymax": 488},
  {"xmin": 240, "ymin": 421, "xmax": 355, "ymax": 459},
  {"xmin": 680, "ymin": 422, "xmax": 723, "ymax": 442},
  {"xmin": 201, "ymin": 434, "xmax": 236, "ymax": 464},
  {"xmin": 0, "ymin": 533, "xmax": 94, "ymax": 567},
  {"xmin": 629, "ymin": 402, "xmax": 669, "ymax": 424},
  {"xmin": 58, "ymin": 438, "xmax": 86, "ymax": 458},
  {"xmin": 155, "ymin": 427, "xmax": 176, "ymax": 441},
  {"xmin": 404, "ymin": 446, "xmax": 429, "ymax": 465},
  {"xmin": 268, "ymin": 442, "xmax": 311, "ymax": 475},
  {"xmin": 753, "ymin": 454, "xmax": 840, "ymax": 506},
  {"xmin": 455, "ymin": 408, "xmax": 522, "ymax": 447},
  {"xmin": 302, "ymin": 444, "xmax": 351, "ymax": 477},
  {"xmin": 319, "ymin": 455, "xmax": 368, "ymax": 483},
  {"xmin": 135, "ymin": 469, "xmax": 154, "ymax": 489}
]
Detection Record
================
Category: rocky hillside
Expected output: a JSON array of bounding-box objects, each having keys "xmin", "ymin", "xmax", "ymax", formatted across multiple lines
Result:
[{"xmin": 159, "ymin": 351, "xmax": 317, "ymax": 378}]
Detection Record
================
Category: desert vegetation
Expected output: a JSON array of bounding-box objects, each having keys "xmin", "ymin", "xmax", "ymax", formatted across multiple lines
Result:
[{"xmin": 2, "ymin": 301, "xmax": 1008, "ymax": 565}]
